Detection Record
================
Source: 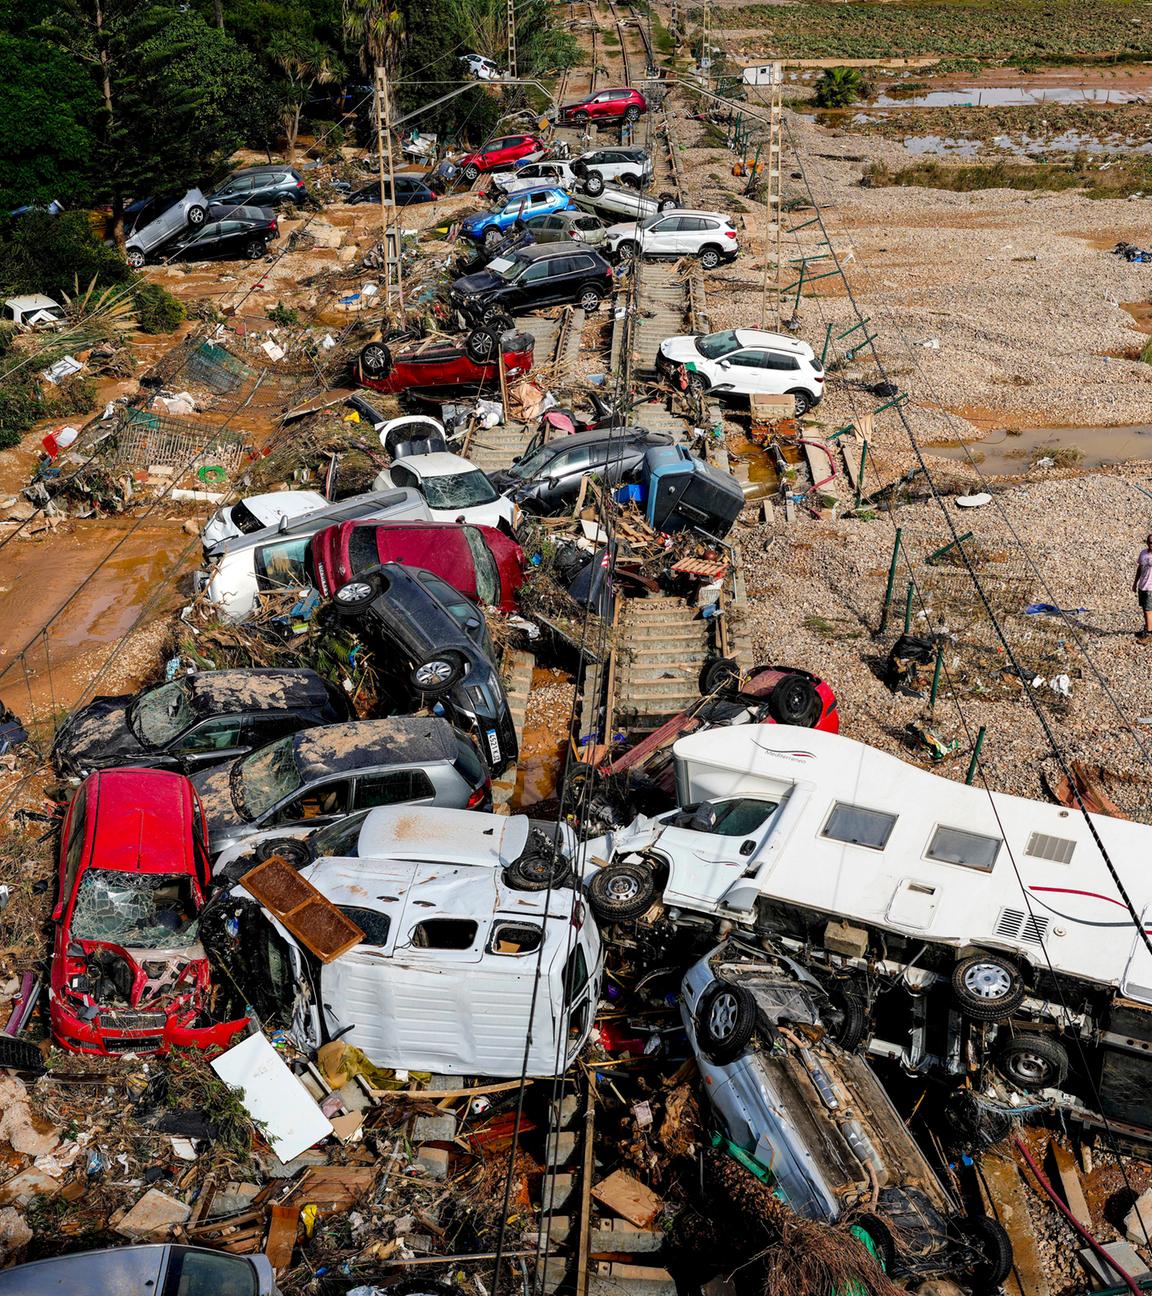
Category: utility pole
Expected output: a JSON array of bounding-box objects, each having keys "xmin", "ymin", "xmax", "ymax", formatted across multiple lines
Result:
[
  {"xmin": 507, "ymin": 0, "xmax": 517, "ymax": 77},
  {"xmin": 700, "ymin": 0, "xmax": 709, "ymax": 81},
  {"xmin": 759, "ymin": 61, "xmax": 784, "ymax": 330},
  {"xmin": 374, "ymin": 63, "xmax": 405, "ymax": 320}
]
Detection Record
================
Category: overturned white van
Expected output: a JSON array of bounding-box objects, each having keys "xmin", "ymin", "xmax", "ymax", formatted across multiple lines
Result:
[{"xmin": 205, "ymin": 806, "xmax": 602, "ymax": 1077}]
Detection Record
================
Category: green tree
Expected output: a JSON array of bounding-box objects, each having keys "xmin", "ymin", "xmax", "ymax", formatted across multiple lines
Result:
[
  {"xmin": 269, "ymin": 33, "xmax": 342, "ymax": 160},
  {"xmin": 812, "ymin": 66, "xmax": 868, "ymax": 109},
  {"xmin": 0, "ymin": 36, "xmax": 99, "ymax": 213}
]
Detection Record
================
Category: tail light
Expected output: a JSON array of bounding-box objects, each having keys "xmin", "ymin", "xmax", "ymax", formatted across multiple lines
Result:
[
  {"xmin": 606, "ymin": 265, "xmax": 613, "ymax": 277},
  {"xmin": 467, "ymin": 780, "xmax": 490, "ymax": 809},
  {"xmin": 295, "ymin": 179, "xmax": 305, "ymax": 188},
  {"xmin": 724, "ymin": 231, "xmax": 737, "ymax": 239},
  {"xmin": 815, "ymin": 375, "xmax": 824, "ymax": 383}
]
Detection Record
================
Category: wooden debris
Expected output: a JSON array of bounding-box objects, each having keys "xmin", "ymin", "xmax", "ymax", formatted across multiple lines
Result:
[
  {"xmin": 1049, "ymin": 762, "xmax": 1128, "ymax": 819},
  {"xmin": 264, "ymin": 1203, "xmax": 301, "ymax": 1274},
  {"xmin": 284, "ymin": 1166, "xmax": 377, "ymax": 1210},
  {"xmin": 591, "ymin": 1169, "xmax": 664, "ymax": 1229},
  {"xmin": 1049, "ymin": 1141, "xmax": 1093, "ymax": 1231},
  {"xmin": 240, "ymin": 855, "xmax": 365, "ymax": 962}
]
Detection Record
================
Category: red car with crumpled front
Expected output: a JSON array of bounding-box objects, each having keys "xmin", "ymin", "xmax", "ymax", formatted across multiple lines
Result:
[{"xmin": 51, "ymin": 768, "xmax": 248, "ymax": 1057}]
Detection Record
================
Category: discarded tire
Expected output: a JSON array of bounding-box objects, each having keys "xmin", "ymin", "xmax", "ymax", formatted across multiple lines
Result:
[
  {"xmin": 956, "ymin": 1215, "xmax": 1014, "ymax": 1289},
  {"xmin": 696, "ymin": 980, "xmax": 757, "ymax": 1063},
  {"xmin": 768, "ymin": 673, "xmax": 821, "ymax": 727},
  {"xmin": 255, "ymin": 837, "xmax": 311, "ymax": 869},
  {"xmin": 995, "ymin": 1031, "xmax": 1069, "ymax": 1091},
  {"xmin": 504, "ymin": 850, "xmax": 574, "ymax": 892},
  {"xmin": 951, "ymin": 953, "xmax": 1026, "ymax": 1022},
  {"xmin": 587, "ymin": 861, "xmax": 656, "ymax": 921}
]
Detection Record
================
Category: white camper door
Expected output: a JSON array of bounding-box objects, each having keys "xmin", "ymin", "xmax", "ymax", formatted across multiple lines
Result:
[
  {"xmin": 662, "ymin": 797, "xmax": 781, "ymax": 909},
  {"xmin": 1121, "ymin": 908, "xmax": 1152, "ymax": 1005}
]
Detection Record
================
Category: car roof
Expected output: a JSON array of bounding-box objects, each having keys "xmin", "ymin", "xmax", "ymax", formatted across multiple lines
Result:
[
  {"xmin": 185, "ymin": 668, "xmax": 331, "ymax": 715},
  {"xmin": 208, "ymin": 488, "xmax": 426, "ymax": 555},
  {"xmin": 505, "ymin": 185, "xmax": 565, "ymax": 200},
  {"xmin": 356, "ymin": 805, "xmax": 530, "ymax": 866},
  {"xmin": 231, "ymin": 164, "xmax": 300, "ymax": 176},
  {"xmin": 88, "ymin": 769, "xmax": 192, "ymax": 875},
  {"xmin": 731, "ymin": 329, "xmax": 813, "ymax": 356},
  {"xmin": 514, "ymin": 242, "xmax": 605, "ymax": 263},
  {"xmin": 396, "ymin": 453, "xmax": 483, "ymax": 479},
  {"xmin": 238, "ymin": 490, "xmax": 328, "ymax": 521},
  {"xmin": 662, "ymin": 208, "xmax": 730, "ymax": 220},
  {"xmin": 6, "ymin": 294, "xmax": 61, "ymax": 311},
  {"xmin": 535, "ymin": 425, "xmax": 670, "ymax": 451},
  {"xmin": 291, "ymin": 718, "xmax": 458, "ymax": 780}
]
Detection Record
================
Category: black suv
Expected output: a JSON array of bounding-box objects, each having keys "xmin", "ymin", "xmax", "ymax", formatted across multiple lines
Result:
[
  {"xmin": 51, "ymin": 668, "xmax": 352, "ymax": 778},
  {"xmin": 328, "ymin": 563, "xmax": 517, "ymax": 774},
  {"xmin": 490, "ymin": 427, "xmax": 673, "ymax": 515},
  {"xmin": 209, "ymin": 165, "xmax": 311, "ymax": 209},
  {"xmin": 450, "ymin": 243, "xmax": 613, "ymax": 320}
]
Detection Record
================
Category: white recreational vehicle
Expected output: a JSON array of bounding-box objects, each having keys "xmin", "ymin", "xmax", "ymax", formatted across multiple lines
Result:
[
  {"xmin": 209, "ymin": 807, "xmax": 603, "ymax": 1077},
  {"xmin": 583, "ymin": 725, "xmax": 1152, "ymax": 1125}
]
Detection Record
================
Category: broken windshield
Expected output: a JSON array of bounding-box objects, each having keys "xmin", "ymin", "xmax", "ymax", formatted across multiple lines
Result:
[
  {"xmin": 72, "ymin": 870, "xmax": 200, "ymax": 949},
  {"xmin": 421, "ymin": 470, "xmax": 498, "ymax": 510},
  {"xmin": 129, "ymin": 680, "xmax": 194, "ymax": 747},
  {"xmin": 235, "ymin": 736, "xmax": 303, "ymax": 821}
]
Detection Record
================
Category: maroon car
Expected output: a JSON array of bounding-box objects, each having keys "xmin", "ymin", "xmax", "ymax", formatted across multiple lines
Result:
[
  {"xmin": 310, "ymin": 519, "xmax": 524, "ymax": 611},
  {"xmin": 356, "ymin": 327, "xmax": 534, "ymax": 395}
]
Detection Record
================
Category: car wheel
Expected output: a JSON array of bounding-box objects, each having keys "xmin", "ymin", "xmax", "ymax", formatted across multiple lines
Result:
[
  {"xmin": 619, "ymin": 173, "xmax": 641, "ymax": 189},
  {"xmin": 656, "ymin": 192, "xmax": 676, "ymax": 212},
  {"xmin": 411, "ymin": 650, "xmax": 466, "ymax": 694},
  {"xmin": 255, "ymin": 837, "xmax": 311, "ymax": 869},
  {"xmin": 126, "ymin": 248, "xmax": 146, "ymax": 269},
  {"xmin": 481, "ymin": 302, "xmax": 509, "ymax": 323},
  {"xmin": 503, "ymin": 849, "xmax": 575, "ymax": 892},
  {"xmin": 614, "ymin": 240, "xmax": 638, "ymax": 266},
  {"xmin": 768, "ymin": 673, "xmax": 822, "ymax": 727},
  {"xmin": 696, "ymin": 980, "xmax": 758, "ymax": 1063},
  {"xmin": 359, "ymin": 342, "xmax": 393, "ymax": 376},
  {"xmin": 624, "ymin": 105, "xmax": 641, "ymax": 122},
  {"xmin": 698, "ymin": 656, "xmax": 741, "ymax": 695},
  {"xmin": 826, "ymin": 987, "xmax": 868, "ymax": 1051},
  {"xmin": 463, "ymin": 164, "xmax": 480, "ymax": 182},
  {"xmin": 995, "ymin": 1032, "xmax": 1069, "ymax": 1091},
  {"xmin": 187, "ymin": 204, "xmax": 207, "ymax": 227},
  {"xmin": 483, "ymin": 227, "xmax": 504, "ymax": 250},
  {"xmin": 787, "ymin": 389, "xmax": 814, "ymax": 417},
  {"xmin": 956, "ymin": 1216, "xmax": 1014, "ymax": 1290},
  {"xmin": 585, "ymin": 172, "xmax": 605, "ymax": 196},
  {"xmin": 951, "ymin": 953, "xmax": 1026, "ymax": 1022},
  {"xmin": 698, "ymin": 245, "xmax": 722, "ymax": 270},
  {"xmin": 466, "ymin": 326, "xmax": 500, "ymax": 362},
  {"xmin": 852, "ymin": 1214, "xmax": 896, "ymax": 1275},
  {"xmin": 577, "ymin": 285, "xmax": 602, "ymax": 311},
  {"xmin": 333, "ymin": 577, "xmax": 379, "ymax": 613},
  {"xmin": 574, "ymin": 111, "xmax": 589, "ymax": 126},
  {"xmin": 687, "ymin": 371, "xmax": 710, "ymax": 395},
  {"xmin": 485, "ymin": 311, "xmax": 515, "ymax": 335},
  {"xmin": 587, "ymin": 861, "xmax": 656, "ymax": 921},
  {"xmin": 245, "ymin": 238, "xmax": 267, "ymax": 259}
]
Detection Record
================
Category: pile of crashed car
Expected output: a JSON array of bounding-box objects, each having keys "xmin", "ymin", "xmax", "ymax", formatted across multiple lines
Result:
[{"xmin": 10, "ymin": 82, "xmax": 1152, "ymax": 1296}]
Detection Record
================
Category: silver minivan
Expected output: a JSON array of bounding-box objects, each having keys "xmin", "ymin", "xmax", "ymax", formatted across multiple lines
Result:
[{"xmin": 0, "ymin": 1245, "xmax": 276, "ymax": 1295}]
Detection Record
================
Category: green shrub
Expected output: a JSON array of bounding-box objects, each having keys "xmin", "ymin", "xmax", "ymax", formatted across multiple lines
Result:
[
  {"xmin": 813, "ymin": 66, "xmax": 869, "ymax": 109},
  {"xmin": 0, "ymin": 377, "xmax": 42, "ymax": 448},
  {"xmin": 267, "ymin": 301, "xmax": 299, "ymax": 326},
  {"xmin": 50, "ymin": 376, "xmax": 97, "ymax": 417},
  {"xmin": 133, "ymin": 281, "xmax": 185, "ymax": 334}
]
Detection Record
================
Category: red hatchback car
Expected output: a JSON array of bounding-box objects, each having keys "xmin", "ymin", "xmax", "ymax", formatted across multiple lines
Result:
[
  {"xmin": 310, "ymin": 519, "xmax": 524, "ymax": 610},
  {"xmin": 560, "ymin": 87, "xmax": 647, "ymax": 125},
  {"xmin": 459, "ymin": 134, "xmax": 543, "ymax": 182},
  {"xmin": 51, "ymin": 769, "xmax": 249, "ymax": 1057},
  {"xmin": 355, "ymin": 329, "xmax": 534, "ymax": 395}
]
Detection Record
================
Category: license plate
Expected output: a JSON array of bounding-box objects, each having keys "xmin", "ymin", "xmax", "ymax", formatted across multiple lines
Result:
[{"xmin": 486, "ymin": 729, "xmax": 501, "ymax": 763}]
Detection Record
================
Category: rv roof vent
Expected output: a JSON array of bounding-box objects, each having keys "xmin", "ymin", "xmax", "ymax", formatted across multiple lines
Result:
[
  {"xmin": 996, "ymin": 907, "xmax": 1049, "ymax": 944},
  {"xmin": 1025, "ymin": 832, "xmax": 1076, "ymax": 865}
]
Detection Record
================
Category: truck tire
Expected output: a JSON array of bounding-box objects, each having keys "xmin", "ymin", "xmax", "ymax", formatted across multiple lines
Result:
[
  {"xmin": 696, "ymin": 980, "xmax": 758, "ymax": 1063},
  {"xmin": 768, "ymin": 673, "xmax": 822, "ymax": 727},
  {"xmin": 587, "ymin": 861, "xmax": 656, "ymax": 921},
  {"xmin": 358, "ymin": 342, "xmax": 392, "ymax": 376},
  {"xmin": 504, "ymin": 850, "xmax": 574, "ymax": 892},
  {"xmin": 698, "ymin": 656, "xmax": 741, "ymax": 695},
  {"xmin": 951, "ymin": 953, "xmax": 1026, "ymax": 1022},
  {"xmin": 957, "ymin": 1216, "xmax": 1014, "ymax": 1289},
  {"xmin": 995, "ymin": 1032, "xmax": 1069, "ymax": 1091}
]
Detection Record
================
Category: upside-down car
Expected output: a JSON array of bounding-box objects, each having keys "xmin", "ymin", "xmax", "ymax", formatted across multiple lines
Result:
[{"xmin": 354, "ymin": 324, "xmax": 534, "ymax": 395}]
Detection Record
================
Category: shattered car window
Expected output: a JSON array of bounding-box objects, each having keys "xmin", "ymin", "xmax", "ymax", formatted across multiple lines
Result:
[
  {"xmin": 695, "ymin": 330, "xmax": 742, "ymax": 361},
  {"xmin": 129, "ymin": 679, "xmax": 194, "ymax": 747},
  {"xmin": 237, "ymin": 736, "xmax": 303, "ymax": 820},
  {"xmin": 462, "ymin": 527, "xmax": 499, "ymax": 604},
  {"xmin": 420, "ymin": 470, "xmax": 498, "ymax": 510},
  {"xmin": 72, "ymin": 870, "xmax": 200, "ymax": 949},
  {"xmin": 310, "ymin": 809, "xmax": 370, "ymax": 859}
]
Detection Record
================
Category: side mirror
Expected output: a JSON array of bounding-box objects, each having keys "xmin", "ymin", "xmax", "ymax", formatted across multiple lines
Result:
[{"xmin": 717, "ymin": 359, "xmax": 731, "ymax": 369}]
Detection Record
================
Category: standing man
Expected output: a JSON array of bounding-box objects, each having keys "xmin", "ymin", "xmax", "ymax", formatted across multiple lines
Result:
[{"xmin": 1136, "ymin": 533, "xmax": 1152, "ymax": 641}]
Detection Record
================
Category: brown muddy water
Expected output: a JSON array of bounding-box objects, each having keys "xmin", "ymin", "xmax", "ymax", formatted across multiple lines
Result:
[{"xmin": 927, "ymin": 423, "xmax": 1152, "ymax": 475}]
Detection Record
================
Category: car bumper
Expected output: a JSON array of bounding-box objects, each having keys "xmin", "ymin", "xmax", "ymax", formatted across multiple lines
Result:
[{"xmin": 51, "ymin": 998, "xmax": 250, "ymax": 1057}]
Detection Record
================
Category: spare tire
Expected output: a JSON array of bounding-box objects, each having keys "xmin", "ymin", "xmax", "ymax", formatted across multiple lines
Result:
[
  {"xmin": 768, "ymin": 673, "xmax": 822, "ymax": 727},
  {"xmin": 255, "ymin": 837, "xmax": 311, "ymax": 869},
  {"xmin": 359, "ymin": 341, "xmax": 393, "ymax": 376},
  {"xmin": 587, "ymin": 861, "xmax": 656, "ymax": 921},
  {"xmin": 504, "ymin": 850, "xmax": 575, "ymax": 892}
]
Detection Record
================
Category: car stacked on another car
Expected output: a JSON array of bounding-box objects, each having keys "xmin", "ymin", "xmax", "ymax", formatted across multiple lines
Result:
[
  {"xmin": 573, "ymin": 146, "xmax": 653, "ymax": 193},
  {"xmin": 208, "ymin": 164, "xmax": 311, "ymax": 208},
  {"xmin": 603, "ymin": 209, "xmax": 740, "ymax": 269},
  {"xmin": 450, "ymin": 242, "xmax": 614, "ymax": 320},
  {"xmin": 560, "ymin": 87, "xmax": 647, "ymax": 125},
  {"xmin": 522, "ymin": 210, "xmax": 607, "ymax": 247},
  {"xmin": 459, "ymin": 186, "xmax": 575, "ymax": 250},
  {"xmin": 457, "ymin": 134, "xmax": 544, "ymax": 183},
  {"xmin": 373, "ymin": 452, "xmax": 515, "ymax": 528},
  {"xmin": 354, "ymin": 324, "xmax": 535, "ymax": 393}
]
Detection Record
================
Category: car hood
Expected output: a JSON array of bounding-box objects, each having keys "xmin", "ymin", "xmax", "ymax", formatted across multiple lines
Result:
[
  {"xmin": 190, "ymin": 760, "xmax": 246, "ymax": 841},
  {"xmin": 604, "ymin": 219, "xmax": 644, "ymax": 240},
  {"xmin": 458, "ymin": 209, "xmax": 494, "ymax": 231},
  {"xmin": 658, "ymin": 334, "xmax": 702, "ymax": 364},
  {"xmin": 53, "ymin": 696, "xmax": 145, "ymax": 772},
  {"xmin": 561, "ymin": 99, "xmax": 592, "ymax": 113},
  {"xmin": 452, "ymin": 269, "xmax": 502, "ymax": 297}
]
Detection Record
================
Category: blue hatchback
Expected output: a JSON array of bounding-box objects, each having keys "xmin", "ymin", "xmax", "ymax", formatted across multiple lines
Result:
[{"xmin": 459, "ymin": 186, "xmax": 574, "ymax": 247}]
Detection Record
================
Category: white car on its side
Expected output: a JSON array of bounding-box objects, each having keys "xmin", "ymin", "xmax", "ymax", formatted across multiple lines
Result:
[
  {"xmin": 656, "ymin": 328, "xmax": 825, "ymax": 415},
  {"xmin": 573, "ymin": 147, "xmax": 653, "ymax": 193},
  {"xmin": 602, "ymin": 209, "xmax": 740, "ymax": 270},
  {"xmin": 201, "ymin": 489, "xmax": 329, "ymax": 552},
  {"xmin": 373, "ymin": 452, "xmax": 515, "ymax": 528}
]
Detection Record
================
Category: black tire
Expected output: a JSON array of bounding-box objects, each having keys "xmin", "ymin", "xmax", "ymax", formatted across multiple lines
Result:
[
  {"xmin": 585, "ymin": 171, "xmax": 605, "ymax": 196},
  {"xmin": 486, "ymin": 311, "xmax": 515, "ymax": 335},
  {"xmin": 624, "ymin": 105, "xmax": 641, "ymax": 123},
  {"xmin": 827, "ymin": 989, "xmax": 867, "ymax": 1051},
  {"xmin": 587, "ymin": 861, "xmax": 656, "ymax": 921},
  {"xmin": 504, "ymin": 850, "xmax": 575, "ymax": 892},
  {"xmin": 768, "ymin": 673, "xmax": 822, "ymax": 728},
  {"xmin": 614, "ymin": 240, "xmax": 639, "ymax": 265},
  {"xmin": 255, "ymin": 837, "xmax": 311, "ymax": 869},
  {"xmin": 245, "ymin": 239, "xmax": 267, "ymax": 259},
  {"xmin": 359, "ymin": 342, "xmax": 393, "ymax": 376},
  {"xmin": 620, "ymin": 173, "xmax": 641, "ymax": 190},
  {"xmin": 483, "ymin": 226, "xmax": 504, "ymax": 249},
  {"xmin": 698, "ymin": 244, "xmax": 722, "ymax": 270},
  {"xmin": 481, "ymin": 302, "xmax": 509, "ymax": 323},
  {"xmin": 333, "ymin": 576, "xmax": 379, "ymax": 613},
  {"xmin": 687, "ymin": 371, "xmax": 709, "ymax": 395},
  {"xmin": 657, "ymin": 192, "xmax": 676, "ymax": 212},
  {"xmin": 696, "ymin": 980, "xmax": 758, "ymax": 1063},
  {"xmin": 951, "ymin": 953, "xmax": 1026, "ymax": 1022},
  {"xmin": 699, "ymin": 656, "xmax": 741, "ymax": 695},
  {"xmin": 462, "ymin": 163, "xmax": 480, "ymax": 182},
  {"xmin": 787, "ymin": 389, "xmax": 814, "ymax": 417},
  {"xmin": 0, "ymin": 1036, "xmax": 45, "ymax": 1075},
  {"xmin": 574, "ymin": 111, "xmax": 590, "ymax": 126},
  {"xmin": 577, "ymin": 284, "xmax": 602, "ymax": 311},
  {"xmin": 126, "ymin": 247, "xmax": 146, "ymax": 269},
  {"xmin": 956, "ymin": 1216, "xmax": 1014, "ymax": 1289},
  {"xmin": 571, "ymin": 159, "xmax": 588, "ymax": 177},
  {"xmin": 410, "ymin": 649, "xmax": 466, "ymax": 694},
  {"xmin": 466, "ymin": 326, "xmax": 500, "ymax": 363},
  {"xmin": 852, "ymin": 1214, "xmax": 896, "ymax": 1275},
  {"xmin": 187, "ymin": 204, "xmax": 207, "ymax": 227},
  {"xmin": 995, "ymin": 1032, "xmax": 1069, "ymax": 1091}
]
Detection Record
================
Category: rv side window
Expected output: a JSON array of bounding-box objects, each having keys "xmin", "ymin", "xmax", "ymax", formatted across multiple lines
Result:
[
  {"xmin": 926, "ymin": 826, "xmax": 1001, "ymax": 871},
  {"xmin": 822, "ymin": 802, "xmax": 897, "ymax": 850},
  {"xmin": 411, "ymin": 918, "xmax": 477, "ymax": 949},
  {"xmin": 490, "ymin": 922, "xmax": 543, "ymax": 954},
  {"xmin": 339, "ymin": 907, "xmax": 391, "ymax": 946}
]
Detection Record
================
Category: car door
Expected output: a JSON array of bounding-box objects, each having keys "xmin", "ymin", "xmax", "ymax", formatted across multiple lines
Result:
[
  {"xmin": 263, "ymin": 777, "xmax": 352, "ymax": 829},
  {"xmin": 659, "ymin": 797, "xmax": 782, "ymax": 909},
  {"xmin": 761, "ymin": 350, "xmax": 804, "ymax": 396},
  {"xmin": 515, "ymin": 255, "xmax": 560, "ymax": 308},
  {"xmin": 526, "ymin": 214, "xmax": 560, "ymax": 243},
  {"xmin": 214, "ymin": 175, "xmax": 256, "ymax": 207},
  {"xmin": 676, "ymin": 216, "xmax": 709, "ymax": 253},
  {"xmin": 542, "ymin": 442, "xmax": 595, "ymax": 505},
  {"xmin": 175, "ymin": 220, "xmax": 223, "ymax": 260},
  {"xmin": 215, "ymin": 220, "xmax": 255, "ymax": 258},
  {"xmin": 352, "ymin": 767, "xmax": 436, "ymax": 810},
  {"xmin": 643, "ymin": 216, "xmax": 682, "ymax": 256},
  {"xmin": 589, "ymin": 91, "xmax": 615, "ymax": 119},
  {"xmin": 253, "ymin": 536, "xmax": 310, "ymax": 593},
  {"xmin": 720, "ymin": 349, "xmax": 772, "ymax": 395},
  {"xmin": 248, "ymin": 174, "xmax": 285, "ymax": 205}
]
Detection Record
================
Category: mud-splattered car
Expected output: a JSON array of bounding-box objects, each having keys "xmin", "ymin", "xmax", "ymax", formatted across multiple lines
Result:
[{"xmin": 50, "ymin": 768, "xmax": 249, "ymax": 1057}]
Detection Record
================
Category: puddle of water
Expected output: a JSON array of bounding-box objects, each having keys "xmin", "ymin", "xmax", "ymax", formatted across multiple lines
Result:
[
  {"xmin": 729, "ymin": 432, "xmax": 781, "ymax": 487},
  {"xmin": 895, "ymin": 128, "xmax": 1152, "ymax": 159},
  {"xmin": 902, "ymin": 135, "xmax": 982, "ymax": 157},
  {"xmin": 512, "ymin": 667, "xmax": 573, "ymax": 811},
  {"xmin": 927, "ymin": 424, "xmax": 1152, "ymax": 475},
  {"xmin": 873, "ymin": 86, "xmax": 1146, "ymax": 108}
]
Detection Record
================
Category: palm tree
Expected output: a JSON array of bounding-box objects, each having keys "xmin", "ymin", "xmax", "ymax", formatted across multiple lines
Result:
[
  {"xmin": 269, "ymin": 35, "xmax": 340, "ymax": 162},
  {"xmin": 341, "ymin": 0, "xmax": 404, "ymax": 73},
  {"xmin": 813, "ymin": 66, "xmax": 868, "ymax": 110}
]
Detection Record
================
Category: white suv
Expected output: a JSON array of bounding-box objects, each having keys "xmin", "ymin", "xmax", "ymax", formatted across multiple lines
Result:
[
  {"xmin": 574, "ymin": 147, "xmax": 653, "ymax": 192},
  {"xmin": 657, "ymin": 328, "xmax": 825, "ymax": 414},
  {"xmin": 603, "ymin": 209, "xmax": 739, "ymax": 270},
  {"xmin": 491, "ymin": 160, "xmax": 581, "ymax": 197}
]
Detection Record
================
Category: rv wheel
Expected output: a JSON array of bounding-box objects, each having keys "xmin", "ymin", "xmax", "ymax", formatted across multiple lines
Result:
[
  {"xmin": 696, "ymin": 980, "xmax": 758, "ymax": 1063},
  {"xmin": 698, "ymin": 656, "xmax": 741, "ymax": 696},
  {"xmin": 254, "ymin": 837, "xmax": 311, "ymax": 869},
  {"xmin": 995, "ymin": 1032, "xmax": 1069, "ymax": 1091},
  {"xmin": 950, "ymin": 953, "xmax": 1026, "ymax": 1022},
  {"xmin": 956, "ymin": 1216, "xmax": 1014, "ymax": 1289},
  {"xmin": 587, "ymin": 860, "xmax": 656, "ymax": 921},
  {"xmin": 504, "ymin": 849, "xmax": 575, "ymax": 892},
  {"xmin": 851, "ymin": 1214, "xmax": 896, "ymax": 1275}
]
